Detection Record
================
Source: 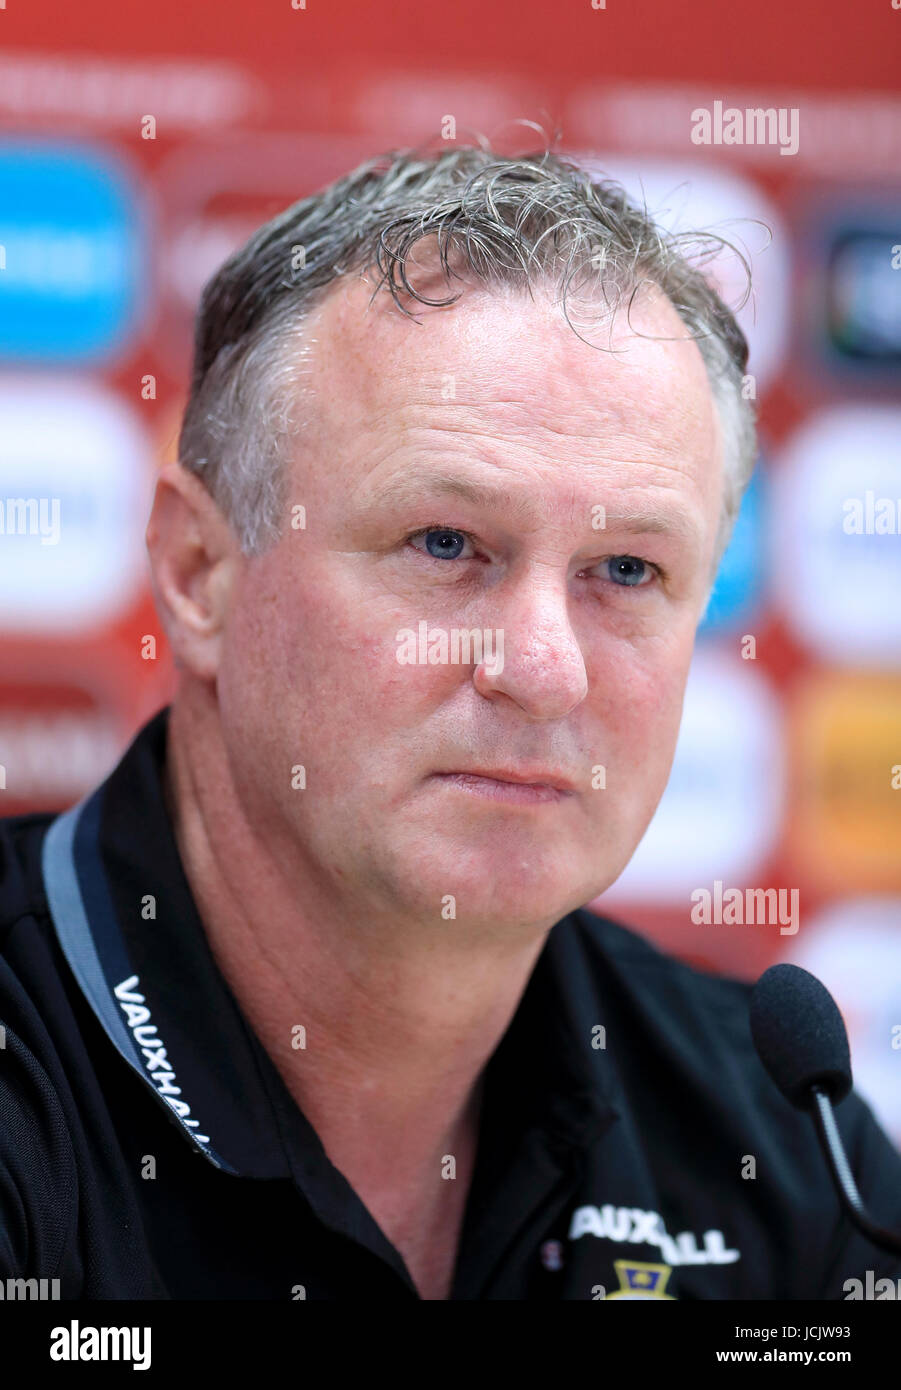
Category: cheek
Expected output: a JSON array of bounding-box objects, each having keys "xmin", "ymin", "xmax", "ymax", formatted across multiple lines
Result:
[
  {"xmin": 257, "ymin": 577, "xmax": 443, "ymax": 743},
  {"xmin": 591, "ymin": 629, "xmax": 694, "ymax": 766}
]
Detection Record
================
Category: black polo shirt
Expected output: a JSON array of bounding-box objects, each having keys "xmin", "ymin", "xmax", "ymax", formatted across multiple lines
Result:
[{"xmin": 1, "ymin": 705, "xmax": 900, "ymax": 1301}]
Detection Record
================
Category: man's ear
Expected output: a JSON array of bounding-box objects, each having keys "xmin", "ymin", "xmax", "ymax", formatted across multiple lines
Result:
[{"xmin": 145, "ymin": 461, "xmax": 243, "ymax": 682}]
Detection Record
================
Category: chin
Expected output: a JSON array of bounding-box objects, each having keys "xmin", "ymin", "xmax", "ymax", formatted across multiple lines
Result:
[{"xmin": 446, "ymin": 875, "xmax": 573, "ymax": 923}]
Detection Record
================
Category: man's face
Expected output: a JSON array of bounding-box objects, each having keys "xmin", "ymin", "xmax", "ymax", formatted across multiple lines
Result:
[{"xmin": 213, "ymin": 273, "xmax": 723, "ymax": 934}]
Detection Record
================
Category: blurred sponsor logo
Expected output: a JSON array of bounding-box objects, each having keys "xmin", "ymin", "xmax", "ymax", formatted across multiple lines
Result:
[
  {"xmin": 0, "ymin": 703, "xmax": 123, "ymax": 810},
  {"xmin": 787, "ymin": 674, "xmax": 901, "ymax": 891},
  {"xmin": 0, "ymin": 143, "xmax": 142, "ymax": 361},
  {"xmin": 600, "ymin": 650, "xmax": 783, "ymax": 901},
  {"xmin": 790, "ymin": 898, "xmax": 901, "ymax": 1146},
  {"xmin": 700, "ymin": 467, "xmax": 765, "ymax": 634},
  {"xmin": 0, "ymin": 380, "xmax": 152, "ymax": 632},
  {"xmin": 770, "ymin": 406, "xmax": 901, "ymax": 665}
]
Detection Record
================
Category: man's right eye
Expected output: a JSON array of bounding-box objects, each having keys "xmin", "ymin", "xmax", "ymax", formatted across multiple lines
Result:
[{"xmin": 406, "ymin": 527, "xmax": 477, "ymax": 561}]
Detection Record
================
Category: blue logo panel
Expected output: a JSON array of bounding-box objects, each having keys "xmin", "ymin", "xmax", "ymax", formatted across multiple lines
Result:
[
  {"xmin": 699, "ymin": 463, "xmax": 764, "ymax": 635},
  {"xmin": 0, "ymin": 142, "xmax": 143, "ymax": 361}
]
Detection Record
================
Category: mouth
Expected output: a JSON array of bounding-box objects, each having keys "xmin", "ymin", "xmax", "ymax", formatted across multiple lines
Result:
[{"xmin": 431, "ymin": 771, "xmax": 576, "ymax": 805}]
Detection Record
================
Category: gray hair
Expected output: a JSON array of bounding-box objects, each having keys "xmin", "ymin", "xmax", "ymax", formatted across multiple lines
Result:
[{"xmin": 178, "ymin": 144, "xmax": 757, "ymax": 568}]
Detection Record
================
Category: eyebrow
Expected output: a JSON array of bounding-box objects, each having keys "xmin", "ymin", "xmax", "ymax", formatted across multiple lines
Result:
[
  {"xmin": 367, "ymin": 471, "xmax": 700, "ymax": 542},
  {"xmin": 368, "ymin": 472, "xmax": 536, "ymax": 524}
]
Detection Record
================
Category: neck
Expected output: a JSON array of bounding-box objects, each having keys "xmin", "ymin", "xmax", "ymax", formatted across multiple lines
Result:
[{"xmin": 162, "ymin": 689, "xmax": 548, "ymax": 1190}]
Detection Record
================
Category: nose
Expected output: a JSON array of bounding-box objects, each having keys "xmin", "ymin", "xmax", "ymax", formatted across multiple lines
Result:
[{"xmin": 472, "ymin": 577, "xmax": 589, "ymax": 718}]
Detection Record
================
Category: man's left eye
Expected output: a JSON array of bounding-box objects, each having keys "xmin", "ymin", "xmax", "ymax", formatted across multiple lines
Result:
[{"xmin": 602, "ymin": 556, "xmax": 655, "ymax": 587}]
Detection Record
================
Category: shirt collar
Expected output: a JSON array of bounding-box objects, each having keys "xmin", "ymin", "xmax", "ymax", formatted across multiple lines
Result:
[{"xmin": 41, "ymin": 705, "xmax": 618, "ymax": 1182}]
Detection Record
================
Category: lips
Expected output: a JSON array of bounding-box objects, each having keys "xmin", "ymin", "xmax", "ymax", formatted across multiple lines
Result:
[{"xmin": 437, "ymin": 768, "xmax": 577, "ymax": 792}]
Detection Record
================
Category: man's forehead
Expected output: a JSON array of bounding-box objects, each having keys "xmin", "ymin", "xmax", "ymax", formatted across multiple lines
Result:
[{"xmin": 303, "ymin": 271, "xmax": 716, "ymax": 438}]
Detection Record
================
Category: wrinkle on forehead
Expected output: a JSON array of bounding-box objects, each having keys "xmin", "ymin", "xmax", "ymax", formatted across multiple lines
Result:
[{"xmin": 295, "ymin": 270, "xmax": 723, "ymax": 532}]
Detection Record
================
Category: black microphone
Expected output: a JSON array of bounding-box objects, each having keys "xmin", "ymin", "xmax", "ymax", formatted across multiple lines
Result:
[{"xmin": 750, "ymin": 962, "xmax": 901, "ymax": 1256}]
